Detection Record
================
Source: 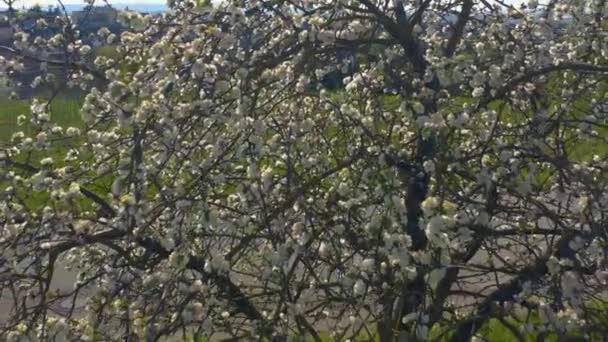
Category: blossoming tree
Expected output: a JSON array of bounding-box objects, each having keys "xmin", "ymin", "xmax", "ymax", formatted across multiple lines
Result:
[
  {"xmin": 1, "ymin": 0, "xmax": 608, "ymax": 341},
  {"xmin": 0, "ymin": 0, "xmax": 18, "ymax": 14}
]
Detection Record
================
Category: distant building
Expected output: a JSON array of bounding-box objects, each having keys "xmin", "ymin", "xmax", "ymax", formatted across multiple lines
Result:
[
  {"xmin": 71, "ymin": 6, "xmax": 117, "ymax": 27},
  {"xmin": 71, "ymin": 6, "xmax": 123, "ymax": 39}
]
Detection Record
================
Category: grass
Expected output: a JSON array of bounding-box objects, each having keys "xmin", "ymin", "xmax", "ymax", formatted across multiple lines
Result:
[
  {"xmin": 0, "ymin": 96, "xmax": 88, "ymax": 211},
  {"xmin": 0, "ymin": 97, "xmax": 83, "ymax": 140},
  {"xmin": 181, "ymin": 316, "xmax": 606, "ymax": 342}
]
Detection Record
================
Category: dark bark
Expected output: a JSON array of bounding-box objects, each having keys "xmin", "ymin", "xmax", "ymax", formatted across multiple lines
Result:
[{"xmin": 445, "ymin": 0, "xmax": 474, "ymax": 58}]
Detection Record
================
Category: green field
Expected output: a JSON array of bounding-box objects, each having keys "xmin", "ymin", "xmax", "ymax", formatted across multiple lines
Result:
[{"xmin": 0, "ymin": 98, "xmax": 83, "ymax": 140}]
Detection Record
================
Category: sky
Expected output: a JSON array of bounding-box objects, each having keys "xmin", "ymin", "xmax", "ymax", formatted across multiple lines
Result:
[
  {"xmin": 2, "ymin": 0, "xmax": 529, "ymax": 11},
  {"xmin": 2, "ymin": 0, "xmax": 169, "ymax": 9}
]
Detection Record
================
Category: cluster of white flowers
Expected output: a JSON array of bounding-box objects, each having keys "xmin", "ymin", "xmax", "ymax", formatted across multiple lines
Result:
[{"xmin": 1, "ymin": 0, "xmax": 607, "ymax": 340}]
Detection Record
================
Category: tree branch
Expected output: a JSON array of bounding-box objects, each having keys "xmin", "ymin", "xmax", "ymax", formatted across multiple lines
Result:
[{"xmin": 445, "ymin": 0, "xmax": 474, "ymax": 57}]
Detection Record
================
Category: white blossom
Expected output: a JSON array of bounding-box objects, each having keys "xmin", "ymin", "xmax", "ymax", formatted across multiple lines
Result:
[{"xmin": 353, "ymin": 279, "xmax": 366, "ymax": 297}]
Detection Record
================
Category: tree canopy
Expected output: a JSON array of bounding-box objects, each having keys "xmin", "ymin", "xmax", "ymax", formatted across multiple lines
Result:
[{"xmin": 1, "ymin": 0, "xmax": 608, "ymax": 341}]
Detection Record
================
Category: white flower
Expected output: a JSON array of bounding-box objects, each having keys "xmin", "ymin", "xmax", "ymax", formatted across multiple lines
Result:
[
  {"xmin": 191, "ymin": 279, "xmax": 206, "ymax": 293},
  {"xmin": 295, "ymin": 75, "xmax": 310, "ymax": 93},
  {"xmin": 353, "ymin": 279, "xmax": 366, "ymax": 296},
  {"xmin": 489, "ymin": 65, "xmax": 502, "ymax": 85},
  {"xmin": 16, "ymin": 115, "xmax": 27, "ymax": 126},
  {"xmin": 426, "ymin": 216, "xmax": 445, "ymax": 236},
  {"xmin": 106, "ymin": 33, "xmax": 116, "ymax": 44},
  {"xmin": 97, "ymin": 27, "xmax": 110, "ymax": 37},
  {"xmin": 191, "ymin": 59, "xmax": 205, "ymax": 78},
  {"xmin": 472, "ymin": 87, "xmax": 485, "ymax": 98},
  {"xmin": 291, "ymin": 222, "xmax": 305, "ymax": 236},
  {"xmin": 120, "ymin": 194, "xmax": 136, "ymax": 206},
  {"xmin": 402, "ymin": 312, "xmax": 417, "ymax": 324},
  {"xmin": 318, "ymin": 242, "xmax": 330, "ymax": 257},
  {"xmin": 40, "ymin": 157, "xmax": 54, "ymax": 166},
  {"xmin": 360, "ymin": 258, "xmax": 375, "ymax": 272},
  {"xmin": 215, "ymin": 80, "xmax": 231, "ymax": 94},
  {"xmin": 73, "ymin": 220, "xmax": 90, "ymax": 234},
  {"xmin": 337, "ymin": 182, "xmax": 349, "ymax": 196},
  {"xmin": 169, "ymin": 251, "xmax": 189, "ymax": 269},
  {"xmin": 298, "ymin": 30, "xmax": 309, "ymax": 43},
  {"xmin": 427, "ymin": 268, "xmax": 446, "ymax": 290},
  {"xmin": 576, "ymin": 196, "xmax": 589, "ymax": 213},
  {"xmin": 11, "ymin": 131, "xmax": 25, "ymax": 142},
  {"xmin": 423, "ymin": 160, "xmax": 435, "ymax": 173},
  {"xmin": 111, "ymin": 178, "xmax": 123, "ymax": 197},
  {"xmin": 546, "ymin": 256, "xmax": 560, "ymax": 276},
  {"xmin": 421, "ymin": 196, "xmax": 439, "ymax": 216},
  {"xmin": 523, "ymin": 83, "xmax": 536, "ymax": 94},
  {"xmin": 36, "ymin": 132, "xmax": 47, "ymax": 144},
  {"xmin": 80, "ymin": 45, "xmax": 92, "ymax": 55},
  {"xmin": 66, "ymin": 127, "xmax": 81, "ymax": 137}
]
